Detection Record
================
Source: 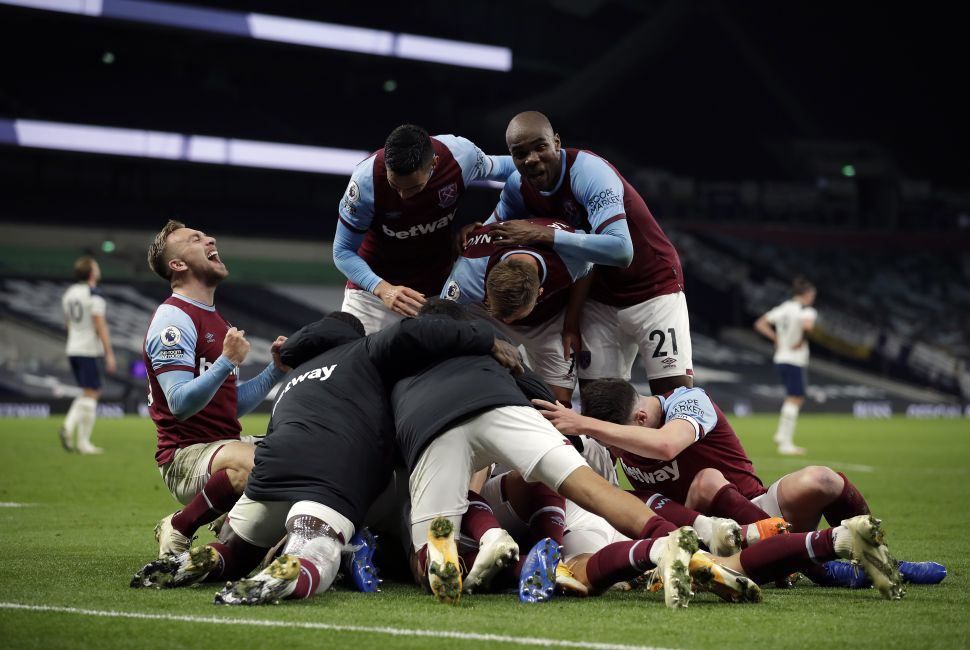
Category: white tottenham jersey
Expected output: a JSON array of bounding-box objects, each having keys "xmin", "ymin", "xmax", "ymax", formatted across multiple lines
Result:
[
  {"xmin": 62, "ymin": 283, "xmax": 106, "ymax": 357},
  {"xmin": 763, "ymin": 299, "xmax": 817, "ymax": 367}
]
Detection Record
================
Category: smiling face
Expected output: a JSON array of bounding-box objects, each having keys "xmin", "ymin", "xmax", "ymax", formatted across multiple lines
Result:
[
  {"xmin": 165, "ymin": 227, "xmax": 228, "ymax": 284},
  {"xmin": 506, "ymin": 112, "xmax": 562, "ymax": 192}
]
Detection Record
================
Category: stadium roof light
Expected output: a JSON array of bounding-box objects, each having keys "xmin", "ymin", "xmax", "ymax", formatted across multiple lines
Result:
[
  {"xmin": 0, "ymin": 117, "xmax": 504, "ymax": 187},
  {"xmin": 0, "ymin": 0, "xmax": 512, "ymax": 71}
]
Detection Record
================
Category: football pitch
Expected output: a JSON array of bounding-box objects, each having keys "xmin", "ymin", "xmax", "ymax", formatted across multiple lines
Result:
[{"xmin": 1, "ymin": 414, "xmax": 967, "ymax": 650}]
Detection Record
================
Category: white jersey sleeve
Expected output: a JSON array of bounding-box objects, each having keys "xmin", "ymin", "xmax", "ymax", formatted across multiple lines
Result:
[
  {"xmin": 145, "ymin": 304, "xmax": 199, "ymax": 373},
  {"xmin": 337, "ymin": 155, "xmax": 378, "ymax": 232},
  {"xmin": 659, "ymin": 386, "xmax": 718, "ymax": 442},
  {"xmin": 492, "ymin": 172, "xmax": 530, "ymax": 222},
  {"xmin": 441, "ymin": 256, "xmax": 489, "ymax": 305},
  {"xmin": 436, "ymin": 134, "xmax": 516, "ymax": 185}
]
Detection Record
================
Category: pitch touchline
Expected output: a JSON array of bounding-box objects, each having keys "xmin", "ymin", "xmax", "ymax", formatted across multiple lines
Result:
[{"xmin": 0, "ymin": 602, "xmax": 676, "ymax": 650}]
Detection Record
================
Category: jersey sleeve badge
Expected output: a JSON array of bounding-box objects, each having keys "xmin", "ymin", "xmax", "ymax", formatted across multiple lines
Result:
[{"xmin": 160, "ymin": 326, "xmax": 183, "ymax": 347}]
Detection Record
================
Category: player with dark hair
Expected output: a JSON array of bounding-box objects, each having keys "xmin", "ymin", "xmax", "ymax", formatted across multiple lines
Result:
[
  {"xmin": 144, "ymin": 220, "xmax": 288, "ymax": 557},
  {"xmin": 131, "ymin": 311, "xmax": 522, "ymax": 606},
  {"xmin": 60, "ymin": 256, "xmax": 116, "ymax": 454},
  {"xmin": 754, "ymin": 276, "xmax": 818, "ymax": 455},
  {"xmin": 441, "ymin": 218, "xmax": 593, "ymax": 404},
  {"xmin": 487, "ymin": 111, "xmax": 691, "ymax": 396},
  {"xmin": 537, "ymin": 378, "xmax": 938, "ymax": 591},
  {"xmin": 394, "ymin": 302, "xmax": 702, "ymax": 609},
  {"xmin": 333, "ymin": 124, "xmax": 516, "ymax": 334}
]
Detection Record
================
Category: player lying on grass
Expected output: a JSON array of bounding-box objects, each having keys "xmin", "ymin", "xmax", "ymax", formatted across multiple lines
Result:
[
  {"xmin": 395, "ymin": 299, "xmax": 698, "ymax": 609},
  {"xmin": 131, "ymin": 311, "xmax": 522, "ymax": 605},
  {"xmin": 536, "ymin": 379, "xmax": 944, "ymax": 588}
]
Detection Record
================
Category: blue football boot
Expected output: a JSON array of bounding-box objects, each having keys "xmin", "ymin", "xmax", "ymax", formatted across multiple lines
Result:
[
  {"xmin": 823, "ymin": 559, "xmax": 946, "ymax": 588},
  {"xmin": 518, "ymin": 538, "xmax": 560, "ymax": 603},
  {"xmin": 344, "ymin": 527, "xmax": 381, "ymax": 593}
]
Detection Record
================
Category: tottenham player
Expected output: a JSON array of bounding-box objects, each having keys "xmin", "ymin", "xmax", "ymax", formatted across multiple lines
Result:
[
  {"xmin": 754, "ymin": 276, "xmax": 818, "ymax": 455},
  {"xmin": 144, "ymin": 220, "xmax": 288, "ymax": 557},
  {"xmin": 487, "ymin": 111, "xmax": 691, "ymax": 396},
  {"xmin": 441, "ymin": 218, "xmax": 593, "ymax": 404},
  {"xmin": 59, "ymin": 256, "xmax": 117, "ymax": 454},
  {"xmin": 333, "ymin": 124, "xmax": 516, "ymax": 334}
]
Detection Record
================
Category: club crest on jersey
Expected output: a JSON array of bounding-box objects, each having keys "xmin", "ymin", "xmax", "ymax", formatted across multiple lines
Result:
[
  {"xmin": 160, "ymin": 326, "xmax": 182, "ymax": 347},
  {"xmin": 205, "ymin": 332, "xmax": 216, "ymax": 344},
  {"xmin": 346, "ymin": 180, "xmax": 360, "ymax": 203},
  {"xmin": 445, "ymin": 281, "xmax": 461, "ymax": 300},
  {"xmin": 438, "ymin": 182, "xmax": 459, "ymax": 208}
]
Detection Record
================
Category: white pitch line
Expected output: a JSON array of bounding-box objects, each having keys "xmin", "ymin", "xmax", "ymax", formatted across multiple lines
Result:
[
  {"xmin": 0, "ymin": 602, "xmax": 677, "ymax": 650},
  {"xmin": 0, "ymin": 502, "xmax": 30, "ymax": 507}
]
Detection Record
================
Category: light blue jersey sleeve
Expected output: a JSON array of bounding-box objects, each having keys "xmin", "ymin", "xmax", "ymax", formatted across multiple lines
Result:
[
  {"xmin": 660, "ymin": 387, "xmax": 718, "ymax": 442},
  {"xmin": 441, "ymin": 256, "xmax": 488, "ymax": 305},
  {"xmin": 147, "ymin": 305, "xmax": 235, "ymax": 420},
  {"xmin": 491, "ymin": 171, "xmax": 530, "ymax": 223},
  {"xmin": 236, "ymin": 363, "xmax": 285, "ymax": 416},
  {"xmin": 334, "ymin": 155, "xmax": 383, "ymax": 292},
  {"xmin": 551, "ymin": 152, "xmax": 633, "ymax": 267},
  {"xmin": 146, "ymin": 305, "xmax": 199, "ymax": 372},
  {"xmin": 437, "ymin": 134, "xmax": 516, "ymax": 184}
]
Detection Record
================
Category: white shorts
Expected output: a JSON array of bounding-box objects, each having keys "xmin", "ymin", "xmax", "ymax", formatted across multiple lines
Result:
[
  {"xmin": 561, "ymin": 500, "xmax": 629, "ymax": 562},
  {"xmin": 579, "ymin": 292, "xmax": 693, "ymax": 381},
  {"xmin": 750, "ymin": 475, "xmax": 786, "ymax": 519},
  {"xmin": 227, "ymin": 495, "xmax": 355, "ymax": 549},
  {"xmin": 408, "ymin": 405, "xmax": 587, "ymax": 547},
  {"xmin": 341, "ymin": 288, "xmax": 403, "ymax": 335},
  {"xmin": 159, "ymin": 440, "xmax": 235, "ymax": 505},
  {"xmin": 468, "ymin": 304, "xmax": 575, "ymax": 390}
]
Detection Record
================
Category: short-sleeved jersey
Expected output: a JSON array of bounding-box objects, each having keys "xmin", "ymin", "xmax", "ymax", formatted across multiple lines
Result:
[
  {"xmin": 62, "ymin": 283, "xmax": 107, "ymax": 357},
  {"xmin": 337, "ymin": 135, "xmax": 513, "ymax": 296},
  {"xmin": 615, "ymin": 387, "xmax": 764, "ymax": 504},
  {"xmin": 143, "ymin": 294, "xmax": 240, "ymax": 466},
  {"xmin": 764, "ymin": 299, "xmax": 818, "ymax": 367},
  {"xmin": 441, "ymin": 218, "xmax": 592, "ymax": 327},
  {"xmin": 495, "ymin": 149, "xmax": 683, "ymax": 307}
]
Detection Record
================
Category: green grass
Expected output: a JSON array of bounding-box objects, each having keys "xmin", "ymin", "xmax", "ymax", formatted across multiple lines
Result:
[{"xmin": 0, "ymin": 415, "xmax": 967, "ymax": 649}]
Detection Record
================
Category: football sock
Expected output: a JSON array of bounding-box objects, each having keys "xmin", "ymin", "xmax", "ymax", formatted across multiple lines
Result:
[
  {"xmin": 635, "ymin": 490, "xmax": 701, "ymax": 526},
  {"xmin": 206, "ymin": 538, "xmax": 267, "ymax": 582},
  {"xmin": 288, "ymin": 558, "xmax": 321, "ymax": 599},
  {"xmin": 638, "ymin": 515, "xmax": 677, "ymax": 540},
  {"xmin": 777, "ymin": 402, "xmax": 800, "ymax": 447},
  {"xmin": 739, "ymin": 528, "xmax": 836, "ymax": 584},
  {"xmin": 463, "ymin": 491, "xmax": 501, "ymax": 541},
  {"xmin": 171, "ymin": 469, "xmax": 238, "ymax": 537},
  {"xmin": 708, "ymin": 484, "xmax": 771, "ymax": 524},
  {"xmin": 75, "ymin": 396, "xmax": 98, "ymax": 450},
  {"xmin": 520, "ymin": 482, "xmax": 566, "ymax": 546},
  {"xmin": 63, "ymin": 396, "xmax": 83, "ymax": 447},
  {"xmin": 584, "ymin": 539, "xmax": 658, "ymax": 590},
  {"xmin": 822, "ymin": 473, "xmax": 871, "ymax": 526}
]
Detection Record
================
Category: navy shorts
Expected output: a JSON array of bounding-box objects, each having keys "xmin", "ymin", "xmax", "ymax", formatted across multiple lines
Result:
[
  {"xmin": 69, "ymin": 356, "xmax": 103, "ymax": 390},
  {"xmin": 776, "ymin": 363, "xmax": 806, "ymax": 397}
]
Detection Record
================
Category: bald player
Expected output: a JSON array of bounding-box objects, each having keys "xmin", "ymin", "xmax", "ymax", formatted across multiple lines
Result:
[{"xmin": 487, "ymin": 111, "xmax": 691, "ymax": 396}]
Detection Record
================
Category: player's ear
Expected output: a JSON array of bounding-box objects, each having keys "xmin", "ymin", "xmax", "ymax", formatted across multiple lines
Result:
[
  {"xmin": 633, "ymin": 408, "xmax": 650, "ymax": 426},
  {"xmin": 168, "ymin": 258, "xmax": 187, "ymax": 273},
  {"xmin": 537, "ymin": 287, "xmax": 544, "ymax": 297},
  {"xmin": 553, "ymin": 133, "xmax": 561, "ymax": 152}
]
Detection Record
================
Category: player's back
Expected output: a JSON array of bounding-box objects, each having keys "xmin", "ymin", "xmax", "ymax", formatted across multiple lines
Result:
[
  {"xmin": 765, "ymin": 299, "xmax": 815, "ymax": 366},
  {"xmin": 62, "ymin": 282, "xmax": 105, "ymax": 356}
]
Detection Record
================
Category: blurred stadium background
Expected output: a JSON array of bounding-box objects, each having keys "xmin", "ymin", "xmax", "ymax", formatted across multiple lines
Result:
[{"xmin": 1, "ymin": 0, "xmax": 968, "ymax": 421}]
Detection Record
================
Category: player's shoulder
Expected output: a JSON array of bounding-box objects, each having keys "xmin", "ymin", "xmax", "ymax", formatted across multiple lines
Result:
[
  {"xmin": 572, "ymin": 149, "xmax": 616, "ymax": 176},
  {"xmin": 433, "ymin": 134, "xmax": 477, "ymax": 154}
]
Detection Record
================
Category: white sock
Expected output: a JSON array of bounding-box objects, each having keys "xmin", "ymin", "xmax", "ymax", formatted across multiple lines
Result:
[
  {"xmin": 743, "ymin": 523, "xmax": 761, "ymax": 546},
  {"xmin": 63, "ymin": 396, "xmax": 84, "ymax": 448},
  {"xmin": 832, "ymin": 525, "xmax": 852, "ymax": 559},
  {"xmin": 691, "ymin": 515, "xmax": 714, "ymax": 547},
  {"xmin": 75, "ymin": 396, "xmax": 98, "ymax": 450},
  {"xmin": 648, "ymin": 536, "xmax": 669, "ymax": 565},
  {"xmin": 294, "ymin": 536, "xmax": 342, "ymax": 596},
  {"xmin": 777, "ymin": 402, "xmax": 800, "ymax": 447}
]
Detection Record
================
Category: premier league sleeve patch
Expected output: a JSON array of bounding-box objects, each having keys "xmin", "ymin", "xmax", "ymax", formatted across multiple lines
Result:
[
  {"xmin": 160, "ymin": 326, "xmax": 183, "ymax": 347},
  {"xmin": 445, "ymin": 281, "xmax": 461, "ymax": 300}
]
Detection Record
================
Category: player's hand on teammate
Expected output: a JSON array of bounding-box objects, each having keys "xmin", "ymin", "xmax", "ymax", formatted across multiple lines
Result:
[
  {"xmin": 491, "ymin": 339, "xmax": 524, "ymax": 376},
  {"xmin": 222, "ymin": 327, "xmax": 251, "ymax": 366},
  {"xmin": 454, "ymin": 221, "xmax": 483, "ymax": 257},
  {"xmin": 490, "ymin": 220, "xmax": 554, "ymax": 247},
  {"xmin": 532, "ymin": 398, "xmax": 588, "ymax": 436},
  {"xmin": 375, "ymin": 281, "xmax": 426, "ymax": 317},
  {"xmin": 270, "ymin": 335, "xmax": 291, "ymax": 373}
]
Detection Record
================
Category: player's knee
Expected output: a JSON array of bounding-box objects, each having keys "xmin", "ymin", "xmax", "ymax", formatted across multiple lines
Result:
[
  {"xmin": 225, "ymin": 466, "xmax": 250, "ymax": 492},
  {"xmin": 797, "ymin": 465, "xmax": 842, "ymax": 499},
  {"xmin": 687, "ymin": 468, "xmax": 727, "ymax": 507}
]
